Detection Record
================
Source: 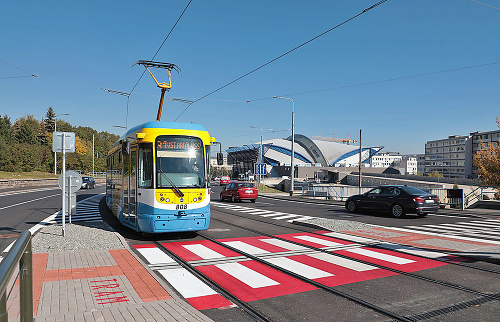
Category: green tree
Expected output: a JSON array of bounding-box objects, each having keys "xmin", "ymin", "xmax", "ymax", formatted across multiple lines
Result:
[
  {"xmin": 0, "ymin": 115, "xmax": 13, "ymax": 143},
  {"xmin": 44, "ymin": 107, "xmax": 56, "ymax": 133},
  {"xmin": 13, "ymin": 115, "xmax": 40, "ymax": 145}
]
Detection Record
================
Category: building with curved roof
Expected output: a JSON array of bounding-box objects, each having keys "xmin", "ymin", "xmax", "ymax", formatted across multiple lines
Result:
[{"xmin": 226, "ymin": 134, "xmax": 383, "ymax": 178}]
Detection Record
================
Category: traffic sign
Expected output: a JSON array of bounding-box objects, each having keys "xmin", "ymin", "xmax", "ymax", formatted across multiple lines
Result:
[
  {"xmin": 58, "ymin": 170, "xmax": 82, "ymax": 194},
  {"xmin": 254, "ymin": 163, "xmax": 266, "ymax": 175},
  {"xmin": 52, "ymin": 132, "xmax": 76, "ymax": 153}
]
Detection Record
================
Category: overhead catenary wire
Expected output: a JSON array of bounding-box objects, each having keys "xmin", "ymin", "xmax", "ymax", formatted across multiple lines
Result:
[
  {"xmin": 0, "ymin": 58, "xmax": 38, "ymax": 78},
  {"xmin": 128, "ymin": 0, "xmax": 193, "ymax": 96},
  {"xmin": 0, "ymin": 76, "xmax": 37, "ymax": 80},
  {"xmin": 245, "ymin": 60, "xmax": 500, "ymax": 102},
  {"xmin": 173, "ymin": 0, "xmax": 389, "ymax": 121},
  {"xmin": 468, "ymin": 0, "xmax": 500, "ymax": 10}
]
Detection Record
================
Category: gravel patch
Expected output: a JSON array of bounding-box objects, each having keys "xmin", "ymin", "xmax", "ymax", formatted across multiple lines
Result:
[
  {"xmin": 298, "ymin": 218, "xmax": 377, "ymax": 232},
  {"xmin": 33, "ymin": 221, "xmax": 125, "ymax": 253}
]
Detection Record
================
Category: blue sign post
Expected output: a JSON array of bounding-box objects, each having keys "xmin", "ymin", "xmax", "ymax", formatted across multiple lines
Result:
[{"xmin": 254, "ymin": 163, "xmax": 267, "ymax": 175}]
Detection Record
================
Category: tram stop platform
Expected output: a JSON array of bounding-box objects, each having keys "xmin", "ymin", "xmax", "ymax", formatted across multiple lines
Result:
[{"xmin": 9, "ymin": 217, "xmax": 212, "ymax": 321}]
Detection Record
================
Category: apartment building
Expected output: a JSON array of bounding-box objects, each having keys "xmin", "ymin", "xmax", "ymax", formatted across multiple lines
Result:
[
  {"xmin": 371, "ymin": 152, "xmax": 417, "ymax": 175},
  {"xmin": 424, "ymin": 135, "xmax": 471, "ymax": 178},
  {"xmin": 470, "ymin": 129, "xmax": 500, "ymax": 178},
  {"xmin": 423, "ymin": 129, "xmax": 500, "ymax": 179},
  {"xmin": 416, "ymin": 154, "xmax": 425, "ymax": 175}
]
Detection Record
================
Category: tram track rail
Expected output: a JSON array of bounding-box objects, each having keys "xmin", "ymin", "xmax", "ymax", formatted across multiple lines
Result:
[
  {"xmin": 214, "ymin": 205, "xmax": 500, "ymax": 275},
  {"xmin": 153, "ymin": 235, "xmax": 414, "ymax": 322},
  {"xmin": 152, "ymin": 240, "xmax": 271, "ymax": 322}
]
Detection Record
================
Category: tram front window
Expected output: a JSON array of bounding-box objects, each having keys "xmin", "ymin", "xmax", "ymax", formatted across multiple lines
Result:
[{"xmin": 156, "ymin": 136, "xmax": 206, "ymax": 188}]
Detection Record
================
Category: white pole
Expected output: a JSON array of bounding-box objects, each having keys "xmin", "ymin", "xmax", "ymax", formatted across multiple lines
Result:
[
  {"xmin": 259, "ymin": 129, "xmax": 263, "ymax": 189},
  {"xmin": 273, "ymin": 96, "xmax": 295, "ymax": 195},
  {"xmin": 62, "ymin": 133, "xmax": 66, "ymax": 236},
  {"xmin": 68, "ymin": 175, "xmax": 72, "ymax": 224},
  {"xmin": 54, "ymin": 121, "xmax": 57, "ymax": 175},
  {"xmin": 291, "ymin": 99, "xmax": 295, "ymax": 196},
  {"xmin": 92, "ymin": 134, "xmax": 95, "ymax": 176}
]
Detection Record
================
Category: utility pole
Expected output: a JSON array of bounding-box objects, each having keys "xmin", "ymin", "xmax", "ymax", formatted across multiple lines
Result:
[
  {"xmin": 358, "ymin": 129, "xmax": 362, "ymax": 194},
  {"xmin": 273, "ymin": 96, "xmax": 295, "ymax": 196},
  {"xmin": 92, "ymin": 134, "xmax": 95, "ymax": 176}
]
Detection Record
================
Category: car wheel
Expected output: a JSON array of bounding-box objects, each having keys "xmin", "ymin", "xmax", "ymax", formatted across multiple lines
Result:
[
  {"xmin": 346, "ymin": 200, "xmax": 357, "ymax": 213},
  {"xmin": 418, "ymin": 213, "xmax": 427, "ymax": 218},
  {"xmin": 231, "ymin": 195, "xmax": 236, "ymax": 202},
  {"xmin": 220, "ymin": 194, "xmax": 224, "ymax": 201},
  {"xmin": 250, "ymin": 199, "xmax": 256, "ymax": 203},
  {"xmin": 391, "ymin": 204, "xmax": 405, "ymax": 218}
]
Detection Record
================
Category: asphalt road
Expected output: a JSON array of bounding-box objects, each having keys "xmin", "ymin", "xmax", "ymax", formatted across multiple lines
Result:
[{"xmin": 0, "ymin": 184, "xmax": 105, "ymax": 253}]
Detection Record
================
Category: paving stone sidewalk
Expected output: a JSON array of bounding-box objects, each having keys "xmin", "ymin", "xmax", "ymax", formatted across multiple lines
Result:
[{"xmin": 7, "ymin": 221, "xmax": 212, "ymax": 321}]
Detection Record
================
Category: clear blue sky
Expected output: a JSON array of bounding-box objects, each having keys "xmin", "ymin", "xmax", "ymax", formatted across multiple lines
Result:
[{"xmin": 1, "ymin": 0, "xmax": 499, "ymax": 154}]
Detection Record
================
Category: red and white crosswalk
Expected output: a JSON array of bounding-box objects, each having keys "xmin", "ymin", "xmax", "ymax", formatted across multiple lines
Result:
[{"xmin": 134, "ymin": 232, "xmax": 450, "ymax": 310}]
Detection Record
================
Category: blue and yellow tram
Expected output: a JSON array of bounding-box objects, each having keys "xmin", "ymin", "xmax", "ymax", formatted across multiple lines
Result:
[{"xmin": 106, "ymin": 121, "xmax": 215, "ymax": 233}]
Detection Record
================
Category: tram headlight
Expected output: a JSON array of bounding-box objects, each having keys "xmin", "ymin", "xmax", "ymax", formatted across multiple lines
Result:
[
  {"xmin": 193, "ymin": 198, "xmax": 197, "ymax": 202},
  {"xmin": 165, "ymin": 198, "xmax": 170, "ymax": 203},
  {"xmin": 160, "ymin": 197, "xmax": 165, "ymax": 202}
]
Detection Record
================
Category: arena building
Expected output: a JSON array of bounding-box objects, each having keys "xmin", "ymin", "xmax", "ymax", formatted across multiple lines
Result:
[{"xmin": 226, "ymin": 134, "xmax": 383, "ymax": 179}]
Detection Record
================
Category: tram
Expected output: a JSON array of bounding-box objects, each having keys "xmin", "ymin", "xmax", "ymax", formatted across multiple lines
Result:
[{"xmin": 106, "ymin": 121, "xmax": 215, "ymax": 233}]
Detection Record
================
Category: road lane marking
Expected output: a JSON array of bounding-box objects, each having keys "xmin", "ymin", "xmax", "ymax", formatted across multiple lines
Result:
[
  {"xmin": 0, "ymin": 187, "xmax": 60, "ymax": 197},
  {"xmin": 0, "ymin": 193, "xmax": 60, "ymax": 211},
  {"xmin": 265, "ymin": 257, "xmax": 333, "ymax": 279},
  {"xmin": 215, "ymin": 262, "xmax": 280, "ymax": 288},
  {"xmin": 307, "ymin": 253, "xmax": 377, "ymax": 271},
  {"xmin": 222, "ymin": 241, "xmax": 271, "ymax": 255},
  {"xmin": 272, "ymin": 214, "xmax": 302, "ymax": 220},
  {"xmin": 293, "ymin": 235, "xmax": 344, "ymax": 247},
  {"xmin": 183, "ymin": 244, "xmax": 226, "ymax": 259},
  {"xmin": 158, "ymin": 267, "xmax": 218, "ymax": 297},
  {"xmin": 137, "ymin": 247, "xmax": 176, "ymax": 265},
  {"xmin": 345, "ymin": 248, "xmax": 415, "ymax": 264},
  {"xmin": 372, "ymin": 225, "xmax": 500, "ymax": 245},
  {"xmin": 259, "ymin": 239, "xmax": 309, "ymax": 251}
]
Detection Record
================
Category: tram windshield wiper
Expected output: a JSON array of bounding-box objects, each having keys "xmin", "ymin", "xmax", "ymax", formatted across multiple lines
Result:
[{"xmin": 158, "ymin": 170, "xmax": 184, "ymax": 197}]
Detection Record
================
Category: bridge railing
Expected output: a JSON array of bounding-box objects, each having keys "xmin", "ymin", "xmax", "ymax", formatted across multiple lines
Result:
[
  {"xmin": 0, "ymin": 230, "xmax": 33, "ymax": 322},
  {"xmin": 301, "ymin": 184, "xmax": 374, "ymax": 201}
]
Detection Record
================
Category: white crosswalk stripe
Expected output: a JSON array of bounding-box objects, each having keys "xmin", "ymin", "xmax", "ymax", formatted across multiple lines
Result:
[
  {"xmin": 211, "ymin": 202, "xmax": 321, "ymax": 222},
  {"xmin": 52, "ymin": 196, "xmax": 103, "ymax": 223},
  {"xmin": 404, "ymin": 219, "xmax": 500, "ymax": 244}
]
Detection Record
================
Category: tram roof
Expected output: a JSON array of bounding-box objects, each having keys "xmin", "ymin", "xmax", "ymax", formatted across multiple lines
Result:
[{"xmin": 120, "ymin": 121, "xmax": 208, "ymax": 140}]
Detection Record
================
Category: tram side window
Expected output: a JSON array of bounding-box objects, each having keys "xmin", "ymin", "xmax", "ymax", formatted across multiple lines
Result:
[
  {"xmin": 205, "ymin": 145, "xmax": 210, "ymax": 186},
  {"xmin": 138, "ymin": 144, "xmax": 153, "ymax": 188}
]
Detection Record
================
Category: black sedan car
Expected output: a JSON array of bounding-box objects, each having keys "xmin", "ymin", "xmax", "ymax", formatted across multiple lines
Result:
[
  {"xmin": 345, "ymin": 185, "xmax": 439, "ymax": 218},
  {"xmin": 81, "ymin": 176, "xmax": 96, "ymax": 189}
]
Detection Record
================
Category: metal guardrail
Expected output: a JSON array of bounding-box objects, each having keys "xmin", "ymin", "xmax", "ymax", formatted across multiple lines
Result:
[
  {"xmin": 301, "ymin": 184, "xmax": 375, "ymax": 201},
  {"xmin": 464, "ymin": 186, "xmax": 500, "ymax": 207},
  {"xmin": 0, "ymin": 230, "xmax": 33, "ymax": 322}
]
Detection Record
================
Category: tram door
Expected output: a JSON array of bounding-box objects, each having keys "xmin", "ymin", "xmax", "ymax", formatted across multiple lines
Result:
[{"xmin": 123, "ymin": 148, "xmax": 137, "ymax": 227}]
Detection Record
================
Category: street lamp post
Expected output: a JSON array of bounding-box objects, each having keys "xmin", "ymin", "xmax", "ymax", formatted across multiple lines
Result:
[
  {"xmin": 249, "ymin": 126, "xmax": 263, "ymax": 188},
  {"xmin": 54, "ymin": 113, "xmax": 69, "ymax": 175},
  {"xmin": 273, "ymin": 96, "xmax": 295, "ymax": 196}
]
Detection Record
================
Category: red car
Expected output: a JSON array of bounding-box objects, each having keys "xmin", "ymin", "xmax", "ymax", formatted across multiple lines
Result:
[
  {"xmin": 220, "ymin": 181, "xmax": 258, "ymax": 203},
  {"xmin": 220, "ymin": 176, "xmax": 231, "ymax": 186}
]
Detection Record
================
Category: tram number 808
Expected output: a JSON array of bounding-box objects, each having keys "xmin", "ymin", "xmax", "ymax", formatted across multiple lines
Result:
[{"xmin": 176, "ymin": 204, "xmax": 188, "ymax": 210}]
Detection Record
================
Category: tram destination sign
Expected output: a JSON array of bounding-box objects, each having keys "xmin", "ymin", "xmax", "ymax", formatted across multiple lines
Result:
[{"xmin": 156, "ymin": 137, "xmax": 202, "ymax": 150}]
